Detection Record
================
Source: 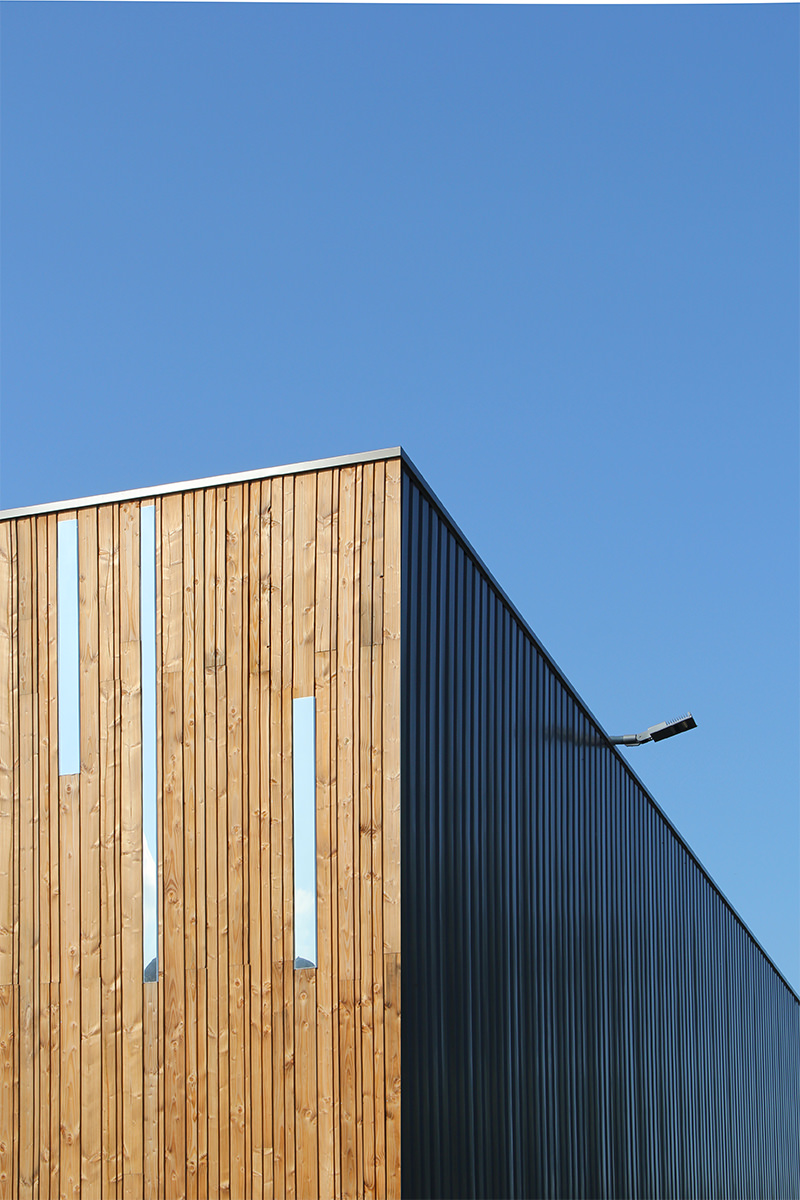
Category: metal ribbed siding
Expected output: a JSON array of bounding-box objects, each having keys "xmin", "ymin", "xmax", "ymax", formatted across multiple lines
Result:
[{"xmin": 400, "ymin": 468, "xmax": 800, "ymax": 1200}]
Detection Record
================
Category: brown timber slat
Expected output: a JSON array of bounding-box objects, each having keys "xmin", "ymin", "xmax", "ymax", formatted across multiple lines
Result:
[
  {"xmin": 226, "ymin": 484, "xmax": 247, "ymax": 1198},
  {"xmin": 0, "ymin": 985, "xmax": 13, "ymax": 1200},
  {"xmin": 0, "ymin": 523, "xmax": 14, "ymax": 985},
  {"xmin": 315, "ymin": 468, "xmax": 336, "ymax": 1200},
  {"xmin": 269, "ymin": 477, "xmax": 285, "ymax": 1200},
  {"xmin": 248, "ymin": 481, "xmax": 264, "ymax": 1200},
  {"xmin": 80, "ymin": 977, "xmax": 102, "ymax": 1194},
  {"xmin": 281, "ymin": 477, "xmax": 296, "ymax": 1200},
  {"xmin": 78, "ymin": 507, "xmax": 102, "ymax": 1195},
  {"xmin": 258, "ymin": 481, "xmax": 274, "ymax": 1200},
  {"xmin": 17, "ymin": 519, "xmax": 36, "ymax": 1198},
  {"xmin": 155, "ymin": 499, "xmax": 165, "ymax": 1199},
  {"xmin": 35, "ymin": 516, "xmax": 52, "ymax": 1199},
  {"xmin": 161, "ymin": 492, "xmax": 186, "ymax": 1200},
  {"xmin": 119, "ymin": 502, "xmax": 143, "ymax": 1188},
  {"xmin": 383, "ymin": 459, "xmax": 402, "ymax": 1198},
  {"xmin": 0, "ymin": 522, "xmax": 12, "ymax": 1197},
  {"xmin": 371, "ymin": 474, "xmax": 387, "ymax": 1200},
  {"xmin": 215, "ymin": 488, "xmax": 231, "ymax": 1200},
  {"xmin": 142, "ymin": 981, "xmax": 159, "ymax": 1199},
  {"xmin": 111, "ymin": 505, "xmax": 124, "ymax": 1200},
  {"xmin": 193, "ymin": 494, "xmax": 208, "ymax": 1200},
  {"xmin": 203, "ymin": 489, "xmax": 220, "ymax": 1200},
  {"xmin": 182, "ymin": 495, "xmax": 199, "ymax": 1200},
  {"xmin": 59, "ymin": 775, "xmax": 81, "ymax": 1200},
  {"xmin": 337, "ymin": 466, "xmax": 357, "ymax": 1200},
  {"xmin": 98, "ymin": 504, "xmax": 120, "ymax": 1198},
  {"xmin": 294, "ymin": 472, "xmax": 319, "ymax": 1199}
]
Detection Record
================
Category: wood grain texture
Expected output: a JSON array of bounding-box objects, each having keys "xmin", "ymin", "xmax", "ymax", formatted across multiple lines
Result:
[
  {"xmin": 0, "ymin": 451, "xmax": 402, "ymax": 1198},
  {"xmin": 0, "ymin": 524, "xmax": 14, "ymax": 986},
  {"xmin": 119, "ymin": 502, "xmax": 143, "ymax": 1188}
]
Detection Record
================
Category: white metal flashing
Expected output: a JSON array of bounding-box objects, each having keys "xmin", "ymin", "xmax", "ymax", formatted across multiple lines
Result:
[{"xmin": 0, "ymin": 447, "xmax": 403, "ymax": 521}]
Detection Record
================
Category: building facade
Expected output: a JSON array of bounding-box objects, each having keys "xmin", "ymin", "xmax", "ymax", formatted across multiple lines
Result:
[{"xmin": 0, "ymin": 448, "xmax": 797, "ymax": 1199}]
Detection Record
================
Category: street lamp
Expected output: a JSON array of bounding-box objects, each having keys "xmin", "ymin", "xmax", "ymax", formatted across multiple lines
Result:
[{"xmin": 609, "ymin": 712, "xmax": 697, "ymax": 747}]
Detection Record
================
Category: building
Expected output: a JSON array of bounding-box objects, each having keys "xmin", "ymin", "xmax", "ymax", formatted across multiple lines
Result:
[{"xmin": 0, "ymin": 447, "xmax": 797, "ymax": 1199}]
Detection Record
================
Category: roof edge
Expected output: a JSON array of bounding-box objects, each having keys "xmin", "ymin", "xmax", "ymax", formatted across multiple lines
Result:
[
  {"xmin": 399, "ymin": 450, "xmax": 800, "ymax": 1006},
  {"xmin": 0, "ymin": 447, "xmax": 403, "ymax": 520}
]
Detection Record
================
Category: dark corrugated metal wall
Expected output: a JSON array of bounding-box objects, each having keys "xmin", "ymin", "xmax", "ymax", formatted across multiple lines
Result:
[{"xmin": 401, "ymin": 468, "xmax": 800, "ymax": 1200}]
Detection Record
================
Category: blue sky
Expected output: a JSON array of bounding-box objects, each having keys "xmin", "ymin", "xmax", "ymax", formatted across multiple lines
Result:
[{"xmin": 1, "ymin": 2, "xmax": 798, "ymax": 992}]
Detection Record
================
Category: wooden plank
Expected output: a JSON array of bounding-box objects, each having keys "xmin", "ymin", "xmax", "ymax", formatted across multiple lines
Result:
[
  {"xmin": 295, "ymin": 971, "xmax": 319, "ymax": 1200},
  {"xmin": 361, "ymin": 463, "xmax": 385, "ymax": 1199},
  {"xmin": 80, "ymin": 977, "xmax": 102, "ymax": 1193},
  {"xmin": 193, "ymin": 494, "xmax": 208, "ymax": 1200},
  {"xmin": 161, "ymin": 492, "xmax": 186, "ymax": 1200},
  {"xmin": 382, "ymin": 460, "xmax": 402, "ymax": 1199},
  {"xmin": 359, "ymin": 463, "xmax": 374, "ymax": 648},
  {"xmin": 112, "ymin": 506, "xmax": 124, "ymax": 1200},
  {"xmin": 269, "ymin": 479, "xmax": 286, "ymax": 1200},
  {"xmin": 359, "ymin": 645, "xmax": 375, "ymax": 1200},
  {"xmin": 119, "ymin": 502, "xmax": 143, "ymax": 1185},
  {"xmin": 339, "ymin": 979, "xmax": 357, "ymax": 1200},
  {"xmin": 16, "ymin": 519, "xmax": 37, "ymax": 1198},
  {"xmin": 225, "ymin": 485, "xmax": 246, "ymax": 1200},
  {"xmin": 248, "ymin": 482, "xmax": 264, "ymax": 1200},
  {"xmin": 229, "ymin": 964, "xmax": 247, "ymax": 1198},
  {"xmin": 293, "ymin": 473, "xmax": 319, "ymax": 1199},
  {"xmin": 78, "ymin": 508, "xmax": 101, "ymax": 974},
  {"xmin": 35, "ymin": 516, "xmax": 52, "ymax": 1199},
  {"xmin": 9, "ymin": 523, "xmax": 18, "ymax": 1200},
  {"xmin": 281, "ymin": 479, "xmax": 296, "ymax": 1200},
  {"xmin": 98, "ymin": 505, "xmax": 120, "ymax": 1198},
  {"xmin": 0, "ymin": 524, "xmax": 13, "ymax": 987},
  {"xmin": 182, "ymin": 496, "xmax": 199, "ymax": 1200},
  {"xmin": 48, "ymin": 983, "xmax": 60, "ymax": 1200},
  {"xmin": 45, "ymin": 520, "xmax": 61, "ymax": 1200},
  {"xmin": 59, "ymin": 775, "xmax": 82, "ymax": 1200},
  {"xmin": 0, "ymin": 984, "xmax": 13, "ymax": 1200},
  {"xmin": 384, "ymin": 954, "xmax": 401, "ymax": 1200},
  {"xmin": 143, "ymin": 982, "xmax": 159, "ymax": 1199},
  {"xmin": 183, "ymin": 970, "xmax": 198, "ymax": 1200},
  {"xmin": 371, "ymin": 640, "xmax": 387, "ymax": 1200},
  {"xmin": 258, "ymin": 482, "xmax": 274, "ymax": 1200},
  {"xmin": 314, "ymin": 648, "xmax": 335, "ymax": 1200},
  {"xmin": 0, "ymin": 984, "xmax": 12, "ymax": 1200},
  {"xmin": 240, "ymin": 490, "xmax": 252, "ymax": 1200},
  {"xmin": 214, "ymin": 489, "xmax": 230, "ymax": 1200},
  {"xmin": 352, "ymin": 467, "xmax": 365, "ymax": 1200},
  {"xmin": 196, "ymin": 968, "xmax": 209, "ymax": 1200},
  {"xmin": 38, "ymin": 981, "xmax": 51, "ymax": 1200},
  {"xmin": 78, "ymin": 508, "xmax": 102, "ymax": 1195},
  {"xmin": 155, "ymin": 499, "xmax": 166, "ymax": 1196},
  {"xmin": 46, "ymin": 516, "xmax": 60, "ymax": 991},
  {"xmin": 0, "ymin": 528, "xmax": 14, "ymax": 1200},
  {"xmin": 382, "ymin": 459, "xmax": 402, "ymax": 957},
  {"xmin": 337, "ymin": 467, "xmax": 358, "ymax": 1200},
  {"xmin": 203, "ymin": 490, "xmax": 220, "ymax": 1200},
  {"xmin": 329, "ymin": 469, "xmax": 341, "ymax": 1200},
  {"xmin": 293, "ymin": 473, "xmax": 316, "ymax": 691},
  {"xmin": 371, "ymin": 462, "xmax": 385, "ymax": 649},
  {"xmin": 314, "ymin": 472, "xmax": 333, "ymax": 656}
]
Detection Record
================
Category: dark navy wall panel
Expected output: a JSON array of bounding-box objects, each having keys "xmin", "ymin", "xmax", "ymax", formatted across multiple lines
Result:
[{"xmin": 400, "ymin": 467, "xmax": 800, "ymax": 1200}]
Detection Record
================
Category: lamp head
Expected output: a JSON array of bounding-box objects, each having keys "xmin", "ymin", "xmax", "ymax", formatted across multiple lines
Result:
[{"xmin": 646, "ymin": 713, "xmax": 697, "ymax": 743}]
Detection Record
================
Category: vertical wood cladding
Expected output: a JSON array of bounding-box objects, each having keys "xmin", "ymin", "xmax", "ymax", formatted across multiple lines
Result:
[
  {"xmin": 401, "ymin": 468, "xmax": 800, "ymax": 1200},
  {"xmin": 0, "ymin": 458, "xmax": 402, "ymax": 1198}
]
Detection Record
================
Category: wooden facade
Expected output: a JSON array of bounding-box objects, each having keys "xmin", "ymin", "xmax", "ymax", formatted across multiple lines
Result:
[{"xmin": 0, "ymin": 455, "xmax": 402, "ymax": 1199}]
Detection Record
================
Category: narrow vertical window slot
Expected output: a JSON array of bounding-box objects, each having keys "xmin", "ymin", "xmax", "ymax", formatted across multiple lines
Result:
[
  {"xmin": 141, "ymin": 504, "xmax": 158, "ymax": 980},
  {"xmin": 57, "ymin": 518, "xmax": 80, "ymax": 775},
  {"xmin": 293, "ymin": 696, "xmax": 317, "ymax": 969}
]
